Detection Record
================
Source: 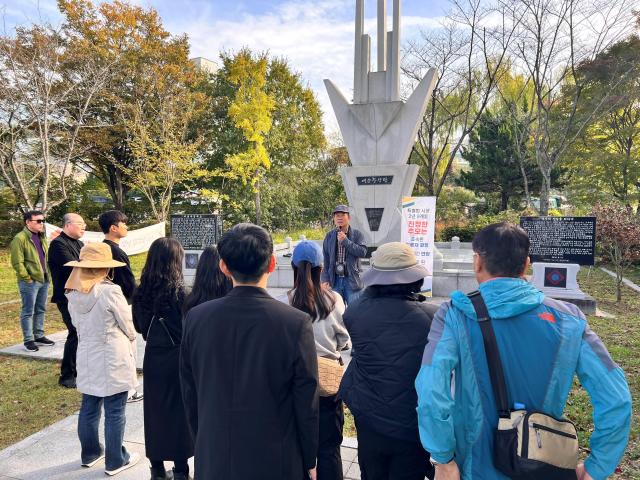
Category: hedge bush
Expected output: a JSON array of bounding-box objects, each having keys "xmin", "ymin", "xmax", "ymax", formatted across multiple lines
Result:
[
  {"xmin": 0, "ymin": 220, "xmax": 24, "ymax": 247},
  {"xmin": 436, "ymin": 208, "xmax": 541, "ymax": 242}
]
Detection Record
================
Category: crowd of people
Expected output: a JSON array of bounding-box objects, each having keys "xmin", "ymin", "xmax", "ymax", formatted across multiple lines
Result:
[{"xmin": 8, "ymin": 207, "xmax": 633, "ymax": 480}]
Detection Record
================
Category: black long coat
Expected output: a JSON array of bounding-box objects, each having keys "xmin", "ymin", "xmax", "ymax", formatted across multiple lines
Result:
[
  {"xmin": 339, "ymin": 291, "xmax": 437, "ymax": 442},
  {"xmin": 180, "ymin": 286, "xmax": 319, "ymax": 480},
  {"xmin": 132, "ymin": 294, "xmax": 194, "ymax": 461}
]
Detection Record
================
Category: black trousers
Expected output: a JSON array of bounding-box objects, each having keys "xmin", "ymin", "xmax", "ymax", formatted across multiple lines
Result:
[
  {"xmin": 318, "ymin": 395, "xmax": 344, "ymax": 480},
  {"xmin": 356, "ymin": 421, "xmax": 434, "ymax": 480},
  {"xmin": 57, "ymin": 301, "xmax": 77, "ymax": 381}
]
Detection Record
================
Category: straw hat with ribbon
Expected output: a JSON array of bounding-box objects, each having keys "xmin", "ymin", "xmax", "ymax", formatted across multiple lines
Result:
[
  {"xmin": 64, "ymin": 242, "xmax": 126, "ymax": 293},
  {"xmin": 362, "ymin": 242, "xmax": 431, "ymax": 287}
]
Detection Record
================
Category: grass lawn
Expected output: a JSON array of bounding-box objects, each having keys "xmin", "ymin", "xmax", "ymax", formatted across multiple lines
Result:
[
  {"xmin": 0, "ymin": 250, "xmax": 18, "ymax": 303},
  {"xmin": 0, "ymin": 356, "xmax": 82, "ymax": 450},
  {"xmin": 272, "ymin": 227, "xmax": 326, "ymax": 244},
  {"xmin": 609, "ymin": 263, "xmax": 640, "ymax": 287},
  {"xmin": 574, "ymin": 268, "xmax": 640, "ymax": 478}
]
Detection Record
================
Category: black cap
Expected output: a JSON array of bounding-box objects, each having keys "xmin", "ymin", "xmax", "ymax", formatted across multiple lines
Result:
[{"xmin": 333, "ymin": 204, "xmax": 350, "ymax": 215}]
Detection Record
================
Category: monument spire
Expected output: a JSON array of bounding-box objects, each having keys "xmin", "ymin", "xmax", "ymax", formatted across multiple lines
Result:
[
  {"xmin": 325, "ymin": 0, "xmax": 438, "ymax": 246},
  {"xmin": 377, "ymin": 0, "xmax": 387, "ymax": 72}
]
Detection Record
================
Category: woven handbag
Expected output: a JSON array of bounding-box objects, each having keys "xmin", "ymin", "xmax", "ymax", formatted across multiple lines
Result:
[{"xmin": 317, "ymin": 356, "xmax": 344, "ymax": 397}]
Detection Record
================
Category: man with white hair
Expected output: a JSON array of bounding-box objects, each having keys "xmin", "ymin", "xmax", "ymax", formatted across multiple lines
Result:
[{"xmin": 48, "ymin": 213, "xmax": 86, "ymax": 388}]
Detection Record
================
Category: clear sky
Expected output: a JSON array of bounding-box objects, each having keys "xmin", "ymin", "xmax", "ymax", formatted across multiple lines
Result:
[{"xmin": 1, "ymin": 0, "xmax": 451, "ymax": 133}]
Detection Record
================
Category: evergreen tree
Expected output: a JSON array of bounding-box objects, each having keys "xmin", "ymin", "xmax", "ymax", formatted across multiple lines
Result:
[{"xmin": 459, "ymin": 113, "xmax": 539, "ymax": 211}]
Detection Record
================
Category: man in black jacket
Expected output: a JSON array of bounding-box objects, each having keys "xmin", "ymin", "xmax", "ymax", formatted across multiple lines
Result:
[
  {"xmin": 98, "ymin": 210, "xmax": 142, "ymax": 403},
  {"xmin": 180, "ymin": 223, "xmax": 319, "ymax": 480},
  {"xmin": 98, "ymin": 210, "xmax": 136, "ymax": 303},
  {"xmin": 48, "ymin": 213, "xmax": 85, "ymax": 388}
]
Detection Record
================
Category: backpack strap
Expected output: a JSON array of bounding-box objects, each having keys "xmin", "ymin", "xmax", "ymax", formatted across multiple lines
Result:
[{"xmin": 468, "ymin": 290, "xmax": 511, "ymax": 418}]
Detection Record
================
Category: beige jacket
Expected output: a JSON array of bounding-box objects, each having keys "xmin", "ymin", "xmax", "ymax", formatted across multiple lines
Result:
[{"xmin": 67, "ymin": 281, "xmax": 138, "ymax": 397}]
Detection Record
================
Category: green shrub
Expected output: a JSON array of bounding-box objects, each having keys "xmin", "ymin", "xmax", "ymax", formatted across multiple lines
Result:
[
  {"xmin": 0, "ymin": 220, "xmax": 24, "ymax": 247},
  {"xmin": 439, "ymin": 225, "xmax": 476, "ymax": 242},
  {"xmin": 438, "ymin": 208, "xmax": 539, "ymax": 242}
]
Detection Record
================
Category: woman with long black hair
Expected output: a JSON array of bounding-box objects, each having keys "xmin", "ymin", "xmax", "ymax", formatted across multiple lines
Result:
[
  {"xmin": 283, "ymin": 241, "xmax": 350, "ymax": 480},
  {"xmin": 132, "ymin": 238, "xmax": 193, "ymax": 480},
  {"xmin": 183, "ymin": 246, "xmax": 232, "ymax": 314}
]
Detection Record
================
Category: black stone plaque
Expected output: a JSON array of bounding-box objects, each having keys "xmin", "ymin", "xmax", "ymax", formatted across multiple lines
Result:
[
  {"xmin": 365, "ymin": 208, "xmax": 384, "ymax": 232},
  {"xmin": 519, "ymin": 216, "xmax": 596, "ymax": 265},
  {"xmin": 357, "ymin": 176, "xmax": 393, "ymax": 186},
  {"xmin": 171, "ymin": 214, "xmax": 223, "ymax": 250}
]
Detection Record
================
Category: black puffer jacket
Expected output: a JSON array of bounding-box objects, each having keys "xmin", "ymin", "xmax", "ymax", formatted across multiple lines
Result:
[{"xmin": 339, "ymin": 290, "xmax": 437, "ymax": 442}]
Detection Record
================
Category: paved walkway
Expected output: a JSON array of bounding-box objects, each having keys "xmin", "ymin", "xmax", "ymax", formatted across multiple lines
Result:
[
  {"xmin": 599, "ymin": 267, "xmax": 640, "ymax": 294},
  {"xmin": 0, "ymin": 393, "xmax": 362, "ymax": 479}
]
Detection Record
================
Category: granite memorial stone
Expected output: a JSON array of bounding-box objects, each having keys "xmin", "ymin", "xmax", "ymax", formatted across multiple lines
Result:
[
  {"xmin": 171, "ymin": 214, "xmax": 223, "ymax": 286},
  {"xmin": 520, "ymin": 216, "xmax": 597, "ymax": 314}
]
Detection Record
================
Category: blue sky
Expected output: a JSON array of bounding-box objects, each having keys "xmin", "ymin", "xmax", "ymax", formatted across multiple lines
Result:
[{"xmin": 1, "ymin": 0, "xmax": 450, "ymax": 132}]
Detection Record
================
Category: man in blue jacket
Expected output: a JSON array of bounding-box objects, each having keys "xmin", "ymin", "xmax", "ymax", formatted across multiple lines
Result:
[
  {"xmin": 321, "ymin": 205, "xmax": 367, "ymax": 304},
  {"xmin": 416, "ymin": 222, "xmax": 631, "ymax": 480}
]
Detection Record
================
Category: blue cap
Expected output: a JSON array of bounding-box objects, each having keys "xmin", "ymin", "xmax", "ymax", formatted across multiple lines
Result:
[{"xmin": 292, "ymin": 241, "xmax": 323, "ymax": 268}]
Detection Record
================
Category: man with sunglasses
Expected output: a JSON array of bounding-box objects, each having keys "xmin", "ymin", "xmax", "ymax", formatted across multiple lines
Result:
[{"xmin": 10, "ymin": 210, "xmax": 55, "ymax": 352}]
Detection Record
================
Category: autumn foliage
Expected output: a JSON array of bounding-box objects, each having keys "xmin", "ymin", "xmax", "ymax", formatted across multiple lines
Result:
[{"xmin": 592, "ymin": 203, "xmax": 640, "ymax": 301}]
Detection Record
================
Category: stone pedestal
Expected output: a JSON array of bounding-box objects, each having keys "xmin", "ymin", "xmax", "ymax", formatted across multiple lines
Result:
[
  {"xmin": 341, "ymin": 164, "xmax": 418, "ymax": 247},
  {"xmin": 530, "ymin": 263, "xmax": 596, "ymax": 314}
]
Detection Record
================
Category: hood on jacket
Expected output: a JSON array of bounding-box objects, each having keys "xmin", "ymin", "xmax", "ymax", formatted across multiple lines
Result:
[
  {"xmin": 450, "ymin": 277, "xmax": 544, "ymax": 320},
  {"xmin": 66, "ymin": 282, "xmax": 106, "ymax": 314}
]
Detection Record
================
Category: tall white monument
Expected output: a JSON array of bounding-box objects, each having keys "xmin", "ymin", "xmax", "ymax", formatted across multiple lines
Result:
[{"xmin": 325, "ymin": 0, "xmax": 437, "ymax": 247}]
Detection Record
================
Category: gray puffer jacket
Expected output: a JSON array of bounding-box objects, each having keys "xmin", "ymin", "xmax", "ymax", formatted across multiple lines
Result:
[{"xmin": 67, "ymin": 281, "xmax": 138, "ymax": 397}]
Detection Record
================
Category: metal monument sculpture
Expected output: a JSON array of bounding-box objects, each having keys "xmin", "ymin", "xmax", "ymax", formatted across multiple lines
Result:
[{"xmin": 325, "ymin": 0, "xmax": 437, "ymax": 247}]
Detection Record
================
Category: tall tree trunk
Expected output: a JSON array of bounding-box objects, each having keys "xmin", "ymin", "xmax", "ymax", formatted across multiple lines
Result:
[
  {"xmin": 104, "ymin": 164, "xmax": 128, "ymax": 212},
  {"xmin": 501, "ymin": 191, "xmax": 509, "ymax": 211},
  {"xmin": 517, "ymin": 158, "xmax": 532, "ymax": 209},
  {"xmin": 539, "ymin": 171, "xmax": 551, "ymax": 216},
  {"xmin": 255, "ymin": 187, "xmax": 262, "ymax": 226}
]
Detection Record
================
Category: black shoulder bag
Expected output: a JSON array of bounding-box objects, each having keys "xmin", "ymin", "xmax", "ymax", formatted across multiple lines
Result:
[
  {"xmin": 146, "ymin": 315, "xmax": 177, "ymax": 347},
  {"xmin": 468, "ymin": 290, "xmax": 579, "ymax": 480}
]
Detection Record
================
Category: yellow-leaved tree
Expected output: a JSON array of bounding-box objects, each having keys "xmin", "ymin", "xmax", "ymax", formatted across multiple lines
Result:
[
  {"xmin": 225, "ymin": 49, "xmax": 275, "ymax": 225},
  {"xmin": 59, "ymin": 0, "xmax": 211, "ymax": 218}
]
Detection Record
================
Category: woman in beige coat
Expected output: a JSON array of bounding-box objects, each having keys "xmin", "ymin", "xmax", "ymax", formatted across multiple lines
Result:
[{"xmin": 65, "ymin": 242, "xmax": 140, "ymax": 476}]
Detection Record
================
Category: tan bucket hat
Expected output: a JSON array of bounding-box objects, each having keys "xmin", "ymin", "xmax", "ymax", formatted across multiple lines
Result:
[
  {"xmin": 64, "ymin": 242, "xmax": 126, "ymax": 269},
  {"xmin": 64, "ymin": 243, "xmax": 126, "ymax": 293},
  {"xmin": 362, "ymin": 242, "xmax": 431, "ymax": 287}
]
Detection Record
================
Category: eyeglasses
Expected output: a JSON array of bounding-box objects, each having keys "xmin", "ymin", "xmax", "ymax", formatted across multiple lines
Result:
[
  {"xmin": 29, "ymin": 219, "xmax": 45, "ymax": 224},
  {"xmin": 69, "ymin": 222, "xmax": 87, "ymax": 228}
]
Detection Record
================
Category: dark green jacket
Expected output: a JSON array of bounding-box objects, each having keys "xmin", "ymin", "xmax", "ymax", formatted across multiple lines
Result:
[{"xmin": 10, "ymin": 227, "xmax": 50, "ymax": 283}]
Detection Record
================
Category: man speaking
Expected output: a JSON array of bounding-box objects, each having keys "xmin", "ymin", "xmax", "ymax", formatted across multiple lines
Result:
[{"xmin": 321, "ymin": 205, "xmax": 367, "ymax": 305}]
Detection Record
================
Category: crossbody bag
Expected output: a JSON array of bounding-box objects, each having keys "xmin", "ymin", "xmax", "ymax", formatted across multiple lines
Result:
[
  {"xmin": 468, "ymin": 290, "xmax": 579, "ymax": 480},
  {"xmin": 145, "ymin": 315, "xmax": 177, "ymax": 347}
]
